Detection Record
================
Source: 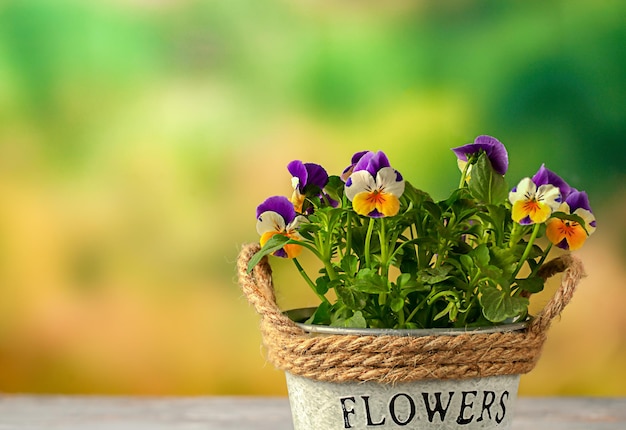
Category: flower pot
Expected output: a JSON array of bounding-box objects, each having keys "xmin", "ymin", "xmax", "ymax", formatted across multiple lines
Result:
[{"xmin": 237, "ymin": 243, "xmax": 585, "ymax": 430}]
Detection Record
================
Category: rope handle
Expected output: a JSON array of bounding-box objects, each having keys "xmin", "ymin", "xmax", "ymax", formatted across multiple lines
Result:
[
  {"xmin": 237, "ymin": 243, "xmax": 586, "ymax": 334},
  {"xmin": 531, "ymin": 252, "xmax": 586, "ymax": 333},
  {"xmin": 237, "ymin": 243, "xmax": 303, "ymax": 335}
]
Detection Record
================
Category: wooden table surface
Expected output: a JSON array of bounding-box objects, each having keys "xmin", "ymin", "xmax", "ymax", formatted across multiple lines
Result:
[{"xmin": 0, "ymin": 395, "xmax": 624, "ymax": 429}]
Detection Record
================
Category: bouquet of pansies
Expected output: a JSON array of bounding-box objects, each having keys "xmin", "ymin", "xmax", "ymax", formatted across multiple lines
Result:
[{"xmin": 247, "ymin": 136, "xmax": 596, "ymax": 329}]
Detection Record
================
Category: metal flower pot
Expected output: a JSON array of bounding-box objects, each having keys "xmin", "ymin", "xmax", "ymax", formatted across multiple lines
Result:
[
  {"xmin": 284, "ymin": 309, "xmax": 524, "ymax": 430},
  {"xmin": 237, "ymin": 244, "xmax": 586, "ymax": 430}
]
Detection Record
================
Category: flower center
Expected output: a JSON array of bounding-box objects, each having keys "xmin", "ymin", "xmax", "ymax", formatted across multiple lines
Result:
[{"xmin": 523, "ymin": 199, "xmax": 542, "ymax": 213}]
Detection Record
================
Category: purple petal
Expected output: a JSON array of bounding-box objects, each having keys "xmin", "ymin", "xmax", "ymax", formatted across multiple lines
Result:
[
  {"xmin": 519, "ymin": 215, "xmax": 533, "ymax": 225},
  {"xmin": 350, "ymin": 150, "xmax": 368, "ymax": 165},
  {"xmin": 287, "ymin": 160, "xmax": 308, "ymax": 191},
  {"xmin": 303, "ymin": 163, "xmax": 329, "ymax": 190},
  {"xmin": 368, "ymin": 208, "xmax": 384, "ymax": 218},
  {"xmin": 531, "ymin": 164, "xmax": 572, "ymax": 199},
  {"xmin": 256, "ymin": 196, "xmax": 296, "ymax": 223},
  {"xmin": 273, "ymin": 248, "xmax": 288, "ymax": 258},
  {"xmin": 353, "ymin": 151, "xmax": 391, "ymax": 177},
  {"xmin": 555, "ymin": 238, "xmax": 570, "ymax": 250},
  {"xmin": 452, "ymin": 135, "xmax": 508, "ymax": 175},
  {"xmin": 341, "ymin": 150, "xmax": 369, "ymax": 180},
  {"xmin": 287, "ymin": 160, "xmax": 328, "ymax": 191},
  {"xmin": 565, "ymin": 189, "xmax": 592, "ymax": 213}
]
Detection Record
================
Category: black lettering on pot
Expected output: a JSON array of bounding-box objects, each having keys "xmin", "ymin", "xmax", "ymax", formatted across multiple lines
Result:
[
  {"xmin": 362, "ymin": 395, "xmax": 386, "ymax": 426},
  {"xmin": 476, "ymin": 390, "xmax": 496, "ymax": 422},
  {"xmin": 389, "ymin": 393, "xmax": 416, "ymax": 426},
  {"xmin": 495, "ymin": 391, "xmax": 509, "ymax": 424},
  {"xmin": 422, "ymin": 392, "xmax": 454, "ymax": 422},
  {"xmin": 340, "ymin": 396, "xmax": 356, "ymax": 428},
  {"xmin": 456, "ymin": 391, "xmax": 477, "ymax": 425}
]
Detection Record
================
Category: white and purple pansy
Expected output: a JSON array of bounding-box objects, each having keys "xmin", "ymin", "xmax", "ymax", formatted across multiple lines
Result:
[
  {"xmin": 287, "ymin": 160, "xmax": 329, "ymax": 213},
  {"xmin": 344, "ymin": 151, "xmax": 405, "ymax": 218},
  {"xmin": 452, "ymin": 135, "xmax": 509, "ymax": 176},
  {"xmin": 546, "ymin": 189, "xmax": 596, "ymax": 250},
  {"xmin": 256, "ymin": 196, "xmax": 305, "ymax": 258},
  {"xmin": 508, "ymin": 177, "xmax": 561, "ymax": 225},
  {"xmin": 508, "ymin": 165, "xmax": 570, "ymax": 225}
]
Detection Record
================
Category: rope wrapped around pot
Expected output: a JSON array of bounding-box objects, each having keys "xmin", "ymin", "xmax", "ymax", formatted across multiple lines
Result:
[{"xmin": 237, "ymin": 243, "xmax": 585, "ymax": 383}]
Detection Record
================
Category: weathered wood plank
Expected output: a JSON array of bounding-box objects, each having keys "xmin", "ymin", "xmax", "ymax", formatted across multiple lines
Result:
[{"xmin": 0, "ymin": 396, "xmax": 624, "ymax": 429}]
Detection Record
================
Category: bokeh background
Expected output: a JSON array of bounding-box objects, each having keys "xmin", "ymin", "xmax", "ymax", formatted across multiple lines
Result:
[{"xmin": 0, "ymin": 0, "xmax": 625, "ymax": 396}]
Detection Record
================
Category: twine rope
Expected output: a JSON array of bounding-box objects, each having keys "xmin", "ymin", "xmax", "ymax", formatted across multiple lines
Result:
[{"xmin": 237, "ymin": 243, "xmax": 585, "ymax": 383}]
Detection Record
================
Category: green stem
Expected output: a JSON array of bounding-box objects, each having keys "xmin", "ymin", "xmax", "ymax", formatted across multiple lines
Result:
[
  {"xmin": 511, "ymin": 223, "xmax": 542, "ymax": 279},
  {"xmin": 530, "ymin": 242, "xmax": 553, "ymax": 278},
  {"xmin": 379, "ymin": 218, "xmax": 389, "ymax": 277},
  {"xmin": 364, "ymin": 217, "xmax": 376, "ymax": 269},
  {"xmin": 508, "ymin": 222, "xmax": 525, "ymax": 248},
  {"xmin": 315, "ymin": 232, "xmax": 338, "ymax": 281},
  {"xmin": 345, "ymin": 211, "xmax": 353, "ymax": 257},
  {"xmin": 293, "ymin": 258, "xmax": 329, "ymax": 305},
  {"xmin": 459, "ymin": 160, "xmax": 471, "ymax": 188},
  {"xmin": 406, "ymin": 297, "xmax": 429, "ymax": 324}
]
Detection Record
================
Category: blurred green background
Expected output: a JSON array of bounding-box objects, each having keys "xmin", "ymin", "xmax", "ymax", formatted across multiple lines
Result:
[{"xmin": 0, "ymin": 0, "xmax": 625, "ymax": 396}]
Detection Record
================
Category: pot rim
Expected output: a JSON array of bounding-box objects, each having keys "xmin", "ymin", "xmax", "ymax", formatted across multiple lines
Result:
[{"xmin": 285, "ymin": 307, "xmax": 528, "ymax": 337}]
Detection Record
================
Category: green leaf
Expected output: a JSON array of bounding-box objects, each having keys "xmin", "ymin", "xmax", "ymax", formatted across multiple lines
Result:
[
  {"xmin": 314, "ymin": 276, "xmax": 330, "ymax": 296},
  {"xmin": 418, "ymin": 266, "xmax": 452, "ymax": 284},
  {"xmin": 332, "ymin": 311, "xmax": 367, "ymax": 328},
  {"xmin": 459, "ymin": 254, "xmax": 474, "ymax": 273},
  {"xmin": 390, "ymin": 296, "xmax": 405, "ymax": 313},
  {"xmin": 471, "ymin": 244, "xmax": 490, "ymax": 267},
  {"xmin": 479, "ymin": 284, "xmax": 529, "ymax": 323},
  {"xmin": 246, "ymin": 235, "xmax": 291, "ymax": 273},
  {"xmin": 324, "ymin": 175, "xmax": 345, "ymax": 203},
  {"xmin": 402, "ymin": 181, "xmax": 433, "ymax": 207},
  {"xmin": 468, "ymin": 152, "xmax": 508, "ymax": 205},
  {"xmin": 422, "ymin": 200, "xmax": 442, "ymax": 221},
  {"xmin": 305, "ymin": 302, "xmax": 332, "ymax": 325},
  {"xmin": 489, "ymin": 247, "xmax": 518, "ymax": 279},
  {"xmin": 340, "ymin": 255, "xmax": 358, "ymax": 277},
  {"xmin": 334, "ymin": 282, "xmax": 367, "ymax": 310},
  {"xmin": 353, "ymin": 269, "xmax": 388, "ymax": 294},
  {"xmin": 395, "ymin": 273, "xmax": 412, "ymax": 289},
  {"xmin": 515, "ymin": 277, "xmax": 545, "ymax": 294}
]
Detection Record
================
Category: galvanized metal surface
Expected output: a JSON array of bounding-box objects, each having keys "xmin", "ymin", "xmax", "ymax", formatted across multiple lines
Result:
[
  {"xmin": 286, "ymin": 373, "xmax": 521, "ymax": 429},
  {"xmin": 0, "ymin": 396, "xmax": 624, "ymax": 429}
]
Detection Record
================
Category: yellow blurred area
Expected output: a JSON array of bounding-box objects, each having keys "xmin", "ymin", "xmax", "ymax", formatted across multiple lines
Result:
[{"xmin": 0, "ymin": 0, "xmax": 625, "ymax": 395}]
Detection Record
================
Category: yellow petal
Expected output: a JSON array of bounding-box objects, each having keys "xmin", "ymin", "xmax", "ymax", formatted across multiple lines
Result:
[
  {"xmin": 512, "ymin": 199, "xmax": 552, "ymax": 224},
  {"xmin": 352, "ymin": 191, "xmax": 377, "ymax": 216},
  {"xmin": 377, "ymin": 193, "xmax": 400, "ymax": 217}
]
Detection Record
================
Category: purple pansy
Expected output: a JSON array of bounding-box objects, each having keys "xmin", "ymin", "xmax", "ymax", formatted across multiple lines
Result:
[
  {"xmin": 287, "ymin": 161, "xmax": 329, "ymax": 193},
  {"xmin": 287, "ymin": 161, "xmax": 329, "ymax": 213},
  {"xmin": 256, "ymin": 195, "xmax": 297, "ymax": 221},
  {"xmin": 452, "ymin": 135, "xmax": 509, "ymax": 175},
  {"xmin": 256, "ymin": 196, "xmax": 304, "ymax": 258},
  {"xmin": 344, "ymin": 151, "xmax": 405, "ymax": 218}
]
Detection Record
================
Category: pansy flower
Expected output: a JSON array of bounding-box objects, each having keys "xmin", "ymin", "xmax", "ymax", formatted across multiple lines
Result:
[
  {"xmin": 344, "ymin": 151, "xmax": 405, "ymax": 218},
  {"xmin": 508, "ymin": 177, "xmax": 561, "ymax": 225},
  {"xmin": 256, "ymin": 196, "xmax": 305, "ymax": 258},
  {"xmin": 452, "ymin": 135, "xmax": 509, "ymax": 176},
  {"xmin": 546, "ymin": 190, "xmax": 596, "ymax": 250},
  {"xmin": 287, "ymin": 160, "xmax": 329, "ymax": 214}
]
